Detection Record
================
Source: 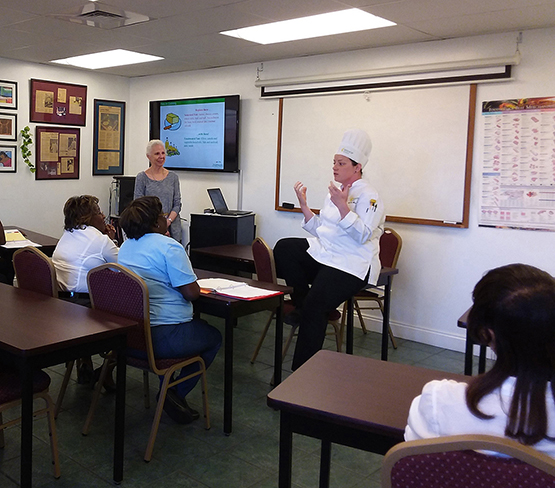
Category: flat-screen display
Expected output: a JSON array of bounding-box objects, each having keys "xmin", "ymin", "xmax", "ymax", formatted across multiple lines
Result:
[{"xmin": 149, "ymin": 95, "xmax": 240, "ymax": 172}]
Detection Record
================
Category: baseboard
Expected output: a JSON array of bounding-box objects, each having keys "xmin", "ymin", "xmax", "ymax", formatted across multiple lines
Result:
[{"xmin": 355, "ymin": 312, "xmax": 496, "ymax": 358}]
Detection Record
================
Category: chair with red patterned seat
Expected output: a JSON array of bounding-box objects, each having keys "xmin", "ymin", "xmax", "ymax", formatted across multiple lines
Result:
[
  {"xmin": 0, "ymin": 367, "xmax": 61, "ymax": 479},
  {"xmin": 81, "ymin": 263, "xmax": 210, "ymax": 462},
  {"xmin": 11, "ymin": 246, "xmax": 77, "ymax": 419},
  {"xmin": 382, "ymin": 434, "xmax": 555, "ymax": 488},
  {"xmin": 0, "ymin": 220, "xmax": 5, "ymax": 246},
  {"xmin": 250, "ymin": 237, "xmax": 342, "ymax": 366},
  {"xmin": 341, "ymin": 227, "xmax": 402, "ymax": 349},
  {"xmin": 0, "ymin": 220, "xmax": 9, "ymax": 284},
  {"xmin": 13, "ymin": 246, "xmax": 58, "ymax": 297}
]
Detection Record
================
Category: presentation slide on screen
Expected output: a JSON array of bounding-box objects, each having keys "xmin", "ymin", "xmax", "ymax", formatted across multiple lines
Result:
[{"xmin": 160, "ymin": 99, "xmax": 225, "ymax": 169}]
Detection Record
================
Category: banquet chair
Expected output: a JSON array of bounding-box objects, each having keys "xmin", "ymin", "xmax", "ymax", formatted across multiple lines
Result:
[
  {"xmin": 0, "ymin": 368, "xmax": 61, "ymax": 479},
  {"xmin": 0, "ymin": 220, "xmax": 10, "ymax": 284},
  {"xmin": 13, "ymin": 246, "xmax": 58, "ymax": 297},
  {"xmin": 341, "ymin": 227, "xmax": 402, "ymax": 348},
  {"xmin": 82, "ymin": 263, "xmax": 210, "ymax": 462},
  {"xmin": 250, "ymin": 237, "xmax": 342, "ymax": 365},
  {"xmin": 381, "ymin": 434, "xmax": 555, "ymax": 488},
  {"xmin": 12, "ymin": 246, "xmax": 77, "ymax": 418}
]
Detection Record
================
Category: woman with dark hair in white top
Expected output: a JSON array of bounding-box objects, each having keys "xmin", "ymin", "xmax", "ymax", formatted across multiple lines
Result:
[
  {"xmin": 406, "ymin": 263, "xmax": 555, "ymax": 458},
  {"xmin": 52, "ymin": 195, "xmax": 118, "ymax": 386}
]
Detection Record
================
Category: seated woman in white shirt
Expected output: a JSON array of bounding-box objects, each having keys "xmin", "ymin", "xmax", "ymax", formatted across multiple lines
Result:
[
  {"xmin": 52, "ymin": 195, "xmax": 118, "ymax": 385},
  {"xmin": 53, "ymin": 195, "xmax": 118, "ymax": 299},
  {"xmin": 274, "ymin": 129, "xmax": 385, "ymax": 370},
  {"xmin": 406, "ymin": 263, "xmax": 555, "ymax": 458}
]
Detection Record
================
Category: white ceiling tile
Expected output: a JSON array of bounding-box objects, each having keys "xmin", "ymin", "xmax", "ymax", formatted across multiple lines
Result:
[
  {"xmin": 406, "ymin": 5, "xmax": 555, "ymax": 38},
  {"xmin": 0, "ymin": 0, "xmax": 553, "ymax": 76}
]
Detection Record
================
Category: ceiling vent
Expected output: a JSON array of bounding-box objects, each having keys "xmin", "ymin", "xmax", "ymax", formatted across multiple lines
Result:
[
  {"xmin": 54, "ymin": 2, "xmax": 151, "ymax": 29},
  {"xmin": 79, "ymin": 9, "xmax": 124, "ymax": 20}
]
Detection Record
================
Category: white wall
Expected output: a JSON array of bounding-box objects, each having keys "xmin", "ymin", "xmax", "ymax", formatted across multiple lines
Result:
[
  {"xmin": 0, "ymin": 58, "xmax": 129, "ymax": 236},
  {"xmin": 128, "ymin": 27, "xmax": 555, "ymax": 352},
  {"xmin": 4, "ymin": 27, "xmax": 555, "ymax": 353}
]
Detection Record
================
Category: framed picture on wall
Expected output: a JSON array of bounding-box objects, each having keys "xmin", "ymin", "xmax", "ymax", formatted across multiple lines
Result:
[
  {"xmin": 0, "ymin": 145, "xmax": 16, "ymax": 172},
  {"xmin": 93, "ymin": 99, "xmax": 125, "ymax": 175},
  {"xmin": 0, "ymin": 80, "xmax": 17, "ymax": 109},
  {"xmin": 0, "ymin": 113, "xmax": 17, "ymax": 141},
  {"xmin": 35, "ymin": 126, "xmax": 80, "ymax": 180},
  {"xmin": 30, "ymin": 79, "xmax": 87, "ymax": 126}
]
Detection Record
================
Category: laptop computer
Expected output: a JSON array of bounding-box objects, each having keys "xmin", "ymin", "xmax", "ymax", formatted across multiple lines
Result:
[{"xmin": 207, "ymin": 188, "xmax": 252, "ymax": 216}]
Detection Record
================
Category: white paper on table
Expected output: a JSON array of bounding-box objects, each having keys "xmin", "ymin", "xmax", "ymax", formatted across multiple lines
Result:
[
  {"xmin": 197, "ymin": 277, "xmax": 281, "ymax": 300},
  {"xmin": 1, "ymin": 239, "xmax": 42, "ymax": 249}
]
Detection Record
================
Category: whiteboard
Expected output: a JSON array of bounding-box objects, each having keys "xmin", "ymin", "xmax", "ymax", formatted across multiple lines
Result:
[{"xmin": 277, "ymin": 84, "xmax": 473, "ymax": 224}]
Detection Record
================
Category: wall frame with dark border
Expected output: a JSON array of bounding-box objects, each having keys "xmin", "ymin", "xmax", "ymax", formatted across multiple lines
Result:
[
  {"xmin": 30, "ymin": 79, "xmax": 87, "ymax": 126},
  {"xmin": 93, "ymin": 99, "xmax": 125, "ymax": 175},
  {"xmin": 0, "ymin": 144, "xmax": 17, "ymax": 172},
  {"xmin": 0, "ymin": 80, "xmax": 17, "ymax": 110},
  {"xmin": 35, "ymin": 126, "xmax": 80, "ymax": 180},
  {"xmin": 0, "ymin": 113, "xmax": 17, "ymax": 141}
]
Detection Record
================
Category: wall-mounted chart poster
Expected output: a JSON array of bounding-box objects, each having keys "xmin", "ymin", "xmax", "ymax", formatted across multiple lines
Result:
[{"xmin": 480, "ymin": 96, "xmax": 555, "ymax": 230}]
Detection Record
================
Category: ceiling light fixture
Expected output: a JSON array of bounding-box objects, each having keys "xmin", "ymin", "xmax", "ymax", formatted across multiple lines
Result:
[
  {"xmin": 51, "ymin": 49, "xmax": 163, "ymax": 70},
  {"xmin": 221, "ymin": 8, "xmax": 395, "ymax": 45}
]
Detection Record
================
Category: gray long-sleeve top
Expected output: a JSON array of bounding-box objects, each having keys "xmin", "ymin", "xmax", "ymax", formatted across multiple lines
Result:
[{"xmin": 134, "ymin": 170, "xmax": 182, "ymax": 243}]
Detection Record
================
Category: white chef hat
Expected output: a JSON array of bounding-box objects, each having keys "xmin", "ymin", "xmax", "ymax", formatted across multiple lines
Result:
[{"xmin": 336, "ymin": 129, "xmax": 372, "ymax": 168}]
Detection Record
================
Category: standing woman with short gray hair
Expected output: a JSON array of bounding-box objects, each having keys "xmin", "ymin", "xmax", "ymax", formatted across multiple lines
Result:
[{"xmin": 134, "ymin": 139, "xmax": 182, "ymax": 243}]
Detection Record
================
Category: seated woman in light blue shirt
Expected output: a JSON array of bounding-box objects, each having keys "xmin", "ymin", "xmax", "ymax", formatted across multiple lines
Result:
[{"xmin": 118, "ymin": 196, "xmax": 221, "ymax": 424}]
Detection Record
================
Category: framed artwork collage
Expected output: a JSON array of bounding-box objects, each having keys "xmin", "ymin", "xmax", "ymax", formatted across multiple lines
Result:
[{"xmin": 1, "ymin": 78, "xmax": 125, "ymax": 177}]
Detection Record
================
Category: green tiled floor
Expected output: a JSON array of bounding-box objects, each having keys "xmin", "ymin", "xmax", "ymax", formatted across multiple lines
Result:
[{"xmin": 0, "ymin": 313, "xmax": 492, "ymax": 487}]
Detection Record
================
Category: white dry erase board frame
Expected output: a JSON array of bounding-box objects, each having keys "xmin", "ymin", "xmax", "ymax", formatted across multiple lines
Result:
[{"xmin": 274, "ymin": 84, "xmax": 476, "ymax": 228}]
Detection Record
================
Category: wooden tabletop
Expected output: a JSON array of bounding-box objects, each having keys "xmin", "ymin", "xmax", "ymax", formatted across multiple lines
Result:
[
  {"xmin": 2, "ymin": 226, "xmax": 58, "ymax": 258},
  {"xmin": 191, "ymin": 244, "xmax": 254, "ymax": 262},
  {"xmin": 191, "ymin": 245, "xmax": 398, "ymax": 284},
  {"xmin": 268, "ymin": 350, "xmax": 466, "ymax": 440},
  {"xmin": 0, "ymin": 283, "xmax": 136, "ymax": 357},
  {"xmin": 375, "ymin": 266, "xmax": 398, "ymax": 286},
  {"xmin": 4, "ymin": 226, "xmax": 58, "ymax": 247},
  {"xmin": 195, "ymin": 268, "xmax": 291, "ymax": 304},
  {"xmin": 458, "ymin": 307, "xmax": 470, "ymax": 328}
]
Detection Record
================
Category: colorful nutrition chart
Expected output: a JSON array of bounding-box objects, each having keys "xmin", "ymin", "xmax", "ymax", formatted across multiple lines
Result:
[{"xmin": 480, "ymin": 96, "xmax": 555, "ymax": 230}]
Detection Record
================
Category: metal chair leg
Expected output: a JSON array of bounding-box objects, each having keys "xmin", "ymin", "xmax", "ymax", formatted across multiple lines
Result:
[
  {"xmin": 82, "ymin": 358, "xmax": 111, "ymax": 435},
  {"xmin": 251, "ymin": 312, "xmax": 275, "ymax": 363},
  {"xmin": 388, "ymin": 325, "xmax": 397, "ymax": 349},
  {"xmin": 54, "ymin": 360, "xmax": 75, "ymax": 418},
  {"xmin": 143, "ymin": 371, "xmax": 150, "ymax": 408}
]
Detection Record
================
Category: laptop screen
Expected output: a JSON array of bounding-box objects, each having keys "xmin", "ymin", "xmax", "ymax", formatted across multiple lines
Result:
[{"xmin": 207, "ymin": 188, "xmax": 229, "ymax": 213}]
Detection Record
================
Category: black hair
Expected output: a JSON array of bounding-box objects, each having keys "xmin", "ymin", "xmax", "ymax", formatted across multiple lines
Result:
[
  {"xmin": 119, "ymin": 196, "xmax": 162, "ymax": 240},
  {"xmin": 466, "ymin": 263, "xmax": 555, "ymax": 445},
  {"xmin": 349, "ymin": 157, "xmax": 363, "ymax": 176}
]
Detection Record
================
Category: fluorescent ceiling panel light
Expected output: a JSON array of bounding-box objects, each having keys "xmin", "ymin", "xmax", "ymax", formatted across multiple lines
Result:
[
  {"xmin": 51, "ymin": 49, "xmax": 163, "ymax": 69},
  {"xmin": 221, "ymin": 8, "xmax": 395, "ymax": 44}
]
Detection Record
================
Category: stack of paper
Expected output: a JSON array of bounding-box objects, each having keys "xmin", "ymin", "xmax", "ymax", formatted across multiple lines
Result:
[
  {"xmin": 1, "ymin": 229, "xmax": 41, "ymax": 249},
  {"xmin": 5, "ymin": 229, "xmax": 27, "ymax": 242},
  {"xmin": 197, "ymin": 278, "xmax": 282, "ymax": 300}
]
